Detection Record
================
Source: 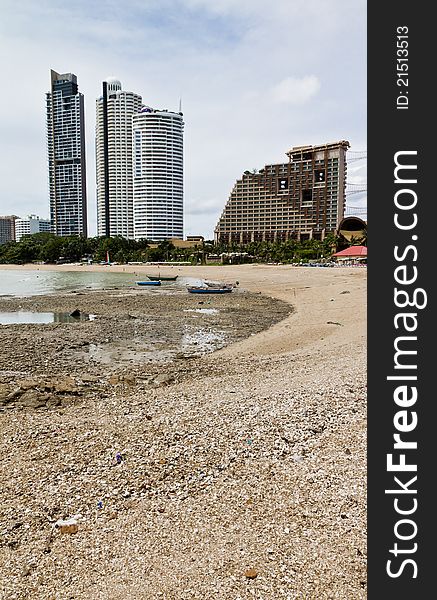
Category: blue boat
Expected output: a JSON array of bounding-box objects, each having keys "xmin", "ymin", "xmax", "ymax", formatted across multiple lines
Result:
[
  {"xmin": 187, "ymin": 286, "xmax": 232, "ymax": 294},
  {"xmin": 136, "ymin": 280, "xmax": 161, "ymax": 286}
]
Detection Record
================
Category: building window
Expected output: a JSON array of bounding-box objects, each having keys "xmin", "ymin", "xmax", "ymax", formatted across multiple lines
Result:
[{"xmin": 301, "ymin": 189, "xmax": 313, "ymax": 207}]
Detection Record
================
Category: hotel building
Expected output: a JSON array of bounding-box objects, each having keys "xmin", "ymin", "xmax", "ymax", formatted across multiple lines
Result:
[
  {"xmin": 96, "ymin": 78, "xmax": 142, "ymax": 238},
  {"xmin": 15, "ymin": 215, "xmax": 51, "ymax": 242},
  {"xmin": 47, "ymin": 70, "xmax": 87, "ymax": 237},
  {"xmin": 215, "ymin": 141, "xmax": 349, "ymax": 244},
  {"xmin": 132, "ymin": 108, "xmax": 184, "ymax": 241}
]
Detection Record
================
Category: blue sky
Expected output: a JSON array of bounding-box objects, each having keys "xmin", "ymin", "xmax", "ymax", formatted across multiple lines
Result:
[{"xmin": 0, "ymin": 0, "xmax": 366, "ymax": 238}]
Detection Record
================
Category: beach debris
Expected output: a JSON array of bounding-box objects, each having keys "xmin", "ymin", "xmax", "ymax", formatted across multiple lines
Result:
[
  {"xmin": 54, "ymin": 518, "xmax": 79, "ymax": 534},
  {"xmin": 70, "ymin": 309, "xmax": 81, "ymax": 318},
  {"xmin": 245, "ymin": 568, "xmax": 258, "ymax": 579},
  {"xmin": 97, "ymin": 500, "xmax": 104, "ymax": 509},
  {"xmin": 340, "ymin": 290, "xmax": 350, "ymax": 294},
  {"xmin": 326, "ymin": 321, "xmax": 342, "ymax": 326},
  {"xmin": 112, "ymin": 452, "xmax": 123, "ymax": 466}
]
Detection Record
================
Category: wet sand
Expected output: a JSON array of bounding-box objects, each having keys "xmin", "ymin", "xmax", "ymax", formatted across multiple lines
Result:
[
  {"xmin": 0, "ymin": 264, "xmax": 367, "ymax": 599},
  {"xmin": 0, "ymin": 285, "xmax": 290, "ymax": 406}
]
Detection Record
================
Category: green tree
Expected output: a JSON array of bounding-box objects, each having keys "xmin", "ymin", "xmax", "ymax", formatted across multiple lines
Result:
[
  {"xmin": 39, "ymin": 236, "xmax": 64, "ymax": 263},
  {"xmin": 3, "ymin": 237, "xmax": 39, "ymax": 263}
]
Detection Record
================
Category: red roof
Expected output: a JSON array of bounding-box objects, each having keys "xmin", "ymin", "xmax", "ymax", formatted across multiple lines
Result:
[{"xmin": 333, "ymin": 245, "xmax": 367, "ymax": 257}]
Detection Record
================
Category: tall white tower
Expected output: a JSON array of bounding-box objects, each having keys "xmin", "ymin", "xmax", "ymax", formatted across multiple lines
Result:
[
  {"xmin": 132, "ymin": 107, "xmax": 184, "ymax": 241},
  {"xmin": 96, "ymin": 78, "xmax": 142, "ymax": 238}
]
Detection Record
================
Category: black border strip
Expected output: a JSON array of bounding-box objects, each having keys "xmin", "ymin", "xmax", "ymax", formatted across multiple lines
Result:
[{"xmin": 368, "ymin": 1, "xmax": 433, "ymax": 596}]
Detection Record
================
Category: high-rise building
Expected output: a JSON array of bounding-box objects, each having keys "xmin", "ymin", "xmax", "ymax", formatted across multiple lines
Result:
[
  {"xmin": 46, "ymin": 70, "xmax": 87, "ymax": 237},
  {"xmin": 15, "ymin": 215, "xmax": 51, "ymax": 242},
  {"xmin": 133, "ymin": 107, "xmax": 184, "ymax": 241},
  {"xmin": 96, "ymin": 78, "xmax": 142, "ymax": 238},
  {"xmin": 0, "ymin": 216, "xmax": 17, "ymax": 245},
  {"xmin": 214, "ymin": 141, "xmax": 349, "ymax": 244}
]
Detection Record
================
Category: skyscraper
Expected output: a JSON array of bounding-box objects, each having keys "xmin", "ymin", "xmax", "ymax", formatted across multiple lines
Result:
[
  {"xmin": 47, "ymin": 70, "xmax": 87, "ymax": 237},
  {"xmin": 133, "ymin": 107, "xmax": 184, "ymax": 241},
  {"xmin": 96, "ymin": 78, "xmax": 142, "ymax": 238}
]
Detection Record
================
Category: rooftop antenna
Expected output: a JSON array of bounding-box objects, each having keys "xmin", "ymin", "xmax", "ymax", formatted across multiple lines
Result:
[{"xmin": 178, "ymin": 97, "xmax": 182, "ymax": 113}]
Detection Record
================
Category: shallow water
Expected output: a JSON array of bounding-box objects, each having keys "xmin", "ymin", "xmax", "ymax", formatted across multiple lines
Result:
[
  {"xmin": 0, "ymin": 311, "xmax": 96, "ymax": 325},
  {"xmin": 0, "ymin": 269, "xmax": 203, "ymax": 298},
  {"xmin": 0, "ymin": 284, "xmax": 292, "ymax": 374},
  {"xmin": 83, "ymin": 320, "xmax": 227, "ymax": 365}
]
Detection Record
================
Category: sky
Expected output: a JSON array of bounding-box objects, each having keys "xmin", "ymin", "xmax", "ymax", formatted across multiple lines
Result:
[{"xmin": 0, "ymin": 0, "xmax": 367, "ymax": 239}]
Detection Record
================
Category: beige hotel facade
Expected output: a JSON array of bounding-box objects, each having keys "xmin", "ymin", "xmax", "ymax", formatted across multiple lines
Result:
[{"xmin": 215, "ymin": 140, "xmax": 349, "ymax": 244}]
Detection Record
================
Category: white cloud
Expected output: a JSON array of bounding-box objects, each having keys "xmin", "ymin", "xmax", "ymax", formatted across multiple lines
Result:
[
  {"xmin": 347, "ymin": 162, "xmax": 367, "ymax": 186},
  {"xmin": 271, "ymin": 76, "xmax": 321, "ymax": 105}
]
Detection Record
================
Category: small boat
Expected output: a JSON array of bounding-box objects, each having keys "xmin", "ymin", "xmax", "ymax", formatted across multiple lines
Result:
[
  {"xmin": 187, "ymin": 286, "xmax": 232, "ymax": 294},
  {"xmin": 147, "ymin": 275, "xmax": 178, "ymax": 281},
  {"xmin": 136, "ymin": 280, "xmax": 161, "ymax": 286},
  {"xmin": 204, "ymin": 280, "xmax": 235, "ymax": 289}
]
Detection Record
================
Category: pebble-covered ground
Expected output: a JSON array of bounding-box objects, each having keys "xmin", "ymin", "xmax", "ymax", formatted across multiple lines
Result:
[{"xmin": 0, "ymin": 265, "xmax": 367, "ymax": 599}]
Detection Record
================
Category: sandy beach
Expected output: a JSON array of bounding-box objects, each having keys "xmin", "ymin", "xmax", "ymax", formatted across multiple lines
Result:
[{"xmin": 0, "ymin": 264, "xmax": 367, "ymax": 599}]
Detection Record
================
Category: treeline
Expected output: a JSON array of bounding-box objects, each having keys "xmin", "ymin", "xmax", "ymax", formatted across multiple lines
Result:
[
  {"xmin": 0, "ymin": 233, "xmax": 177, "ymax": 264},
  {"xmin": 0, "ymin": 232, "xmax": 365, "ymax": 265},
  {"xmin": 213, "ymin": 233, "xmax": 364, "ymax": 263}
]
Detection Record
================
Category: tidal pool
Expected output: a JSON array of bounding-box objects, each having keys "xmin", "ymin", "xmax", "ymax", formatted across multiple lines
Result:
[{"xmin": 0, "ymin": 312, "xmax": 96, "ymax": 325}]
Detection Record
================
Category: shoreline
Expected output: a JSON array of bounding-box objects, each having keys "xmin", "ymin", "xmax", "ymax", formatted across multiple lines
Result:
[
  {"xmin": 0, "ymin": 264, "xmax": 367, "ymax": 599},
  {"xmin": 0, "ymin": 287, "xmax": 291, "ymax": 387},
  {"xmin": 0, "ymin": 262, "xmax": 366, "ymax": 360}
]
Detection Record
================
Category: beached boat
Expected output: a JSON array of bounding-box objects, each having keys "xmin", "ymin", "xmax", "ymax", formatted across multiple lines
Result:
[
  {"xmin": 136, "ymin": 280, "xmax": 161, "ymax": 286},
  {"xmin": 187, "ymin": 286, "xmax": 232, "ymax": 294},
  {"xmin": 147, "ymin": 275, "xmax": 178, "ymax": 281},
  {"xmin": 204, "ymin": 280, "xmax": 234, "ymax": 289}
]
